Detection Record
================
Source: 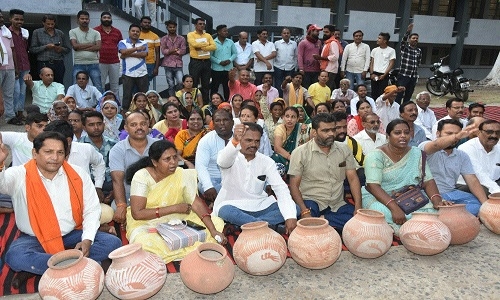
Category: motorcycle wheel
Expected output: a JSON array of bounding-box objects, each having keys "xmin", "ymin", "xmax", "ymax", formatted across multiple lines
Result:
[
  {"xmin": 454, "ymin": 90, "xmax": 469, "ymax": 101},
  {"xmin": 426, "ymin": 78, "xmax": 445, "ymax": 96}
]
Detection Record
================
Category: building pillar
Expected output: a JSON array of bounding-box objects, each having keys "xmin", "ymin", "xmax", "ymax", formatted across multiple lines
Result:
[
  {"xmin": 395, "ymin": 0, "xmax": 412, "ymax": 67},
  {"xmin": 334, "ymin": 0, "xmax": 347, "ymax": 31},
  {"xmin": 450, "ymin": 0, "xmax": 469, "ymax": 69},
  {"xmin": 262, "ymin": 0, "xmax": 272, "ymax": 25}
]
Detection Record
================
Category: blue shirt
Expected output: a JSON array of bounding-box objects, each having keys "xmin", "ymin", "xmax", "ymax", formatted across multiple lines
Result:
[
  {"xmin": 118, "ymin": 38, "xmax": 148, "ymax": 77},
  {"xmin": 210, "ymin": 37, "xmax": 237, "ymax": 71},
  {"xmin": 408, "ymin": 124, "xmax": 427, "ymax": 147}
]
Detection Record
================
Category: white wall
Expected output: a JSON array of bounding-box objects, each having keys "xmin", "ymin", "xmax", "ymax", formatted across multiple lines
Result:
[
  {"xmin": 3, "ymin": 0, "xmax": 81, "ymax": 16},
  {"xmin": 344, "ymin": 11, "xmax": 398, "ymax": 42},
  {"xmin": 412, "ymin": 15, "xmax": 456, "ymax": 45},
  {"xmin": 190, "ymin": 1, "xmax": 256, "ymax": 29},
  {"xmin": 277, "ymin": 6, "xmax": 330, "ymax": 34},
  {"xmin": 465, "ymin": 19, "xmax": 500, "ymax": 46}
]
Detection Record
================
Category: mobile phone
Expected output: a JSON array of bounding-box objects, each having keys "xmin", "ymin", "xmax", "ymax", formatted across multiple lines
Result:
[
  {"xmin": 186, "ymin": 220, "xmax": 206, "ymax": 230},
  {"xmin": 54, "ymin": 42, "xmax": 61, "ymax": 46}
]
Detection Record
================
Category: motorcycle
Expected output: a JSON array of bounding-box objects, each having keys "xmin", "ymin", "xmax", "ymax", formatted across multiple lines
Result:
[{"xmin": 426, "ymin": 55, "xmax": 472, "ymax": 101}]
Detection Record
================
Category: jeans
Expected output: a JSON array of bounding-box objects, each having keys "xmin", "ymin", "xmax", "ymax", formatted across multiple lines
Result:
[
  {"xmin": 394, "ymin": 75, "xmax": 417, "ymax": 104},
  {"xmin": 345, "ymin": 71, "xmax": 364, "ymax": 90},
  {"xmin": 441, "ymin": 189, "xmax": 482, "ymax": 216},
  {"xmin": 146, "ymin": 63, "xmax": 157, "ymax": 82},
  {"xmin": 303, "ymin": 200, "xmax": 354, "ymax": 228},
  {"xmin": 122, "ymin": 74, "xmax": 149, "ymax": 111},
  {"xmin": 5, "ymin": 230, "xmax": 122, "ymax": 275},
  {"xmin": 273, "ymin": 67, "xmax": 293, "ymax": 97},
  {"xmin": 99, "ymin": 63, "xmax": 120, "ymax": 96},
  {"xmin": 370, "ymin": 72, "xmax": 389, "ymax": 100},
  {"xmin": 210, "ymin": 70, "xmax": 229, "ymax": 101},
  {"xmin": 218, "ymin": 202, "xmax": 286, "ymax": 226},
  {"xmin": 0, "ymin": 69, "xmax": 16, "ymax": 120},
  {"xmin": 73, "ymin": 64, "xmax": 103, "ymax": 93},
  {"xmin": 189, "ymin": 58, "xmax": 211, "ymax": 105},
  {"xmin": 164, "ymin": 66, "xmax": 183, "ymax": 96},
  {"xmin": 37, "ymin": 60, "xmax": 65, "ymax": 85},
  {"xmin": 13, "ymin": 70, "xmax": 29, "ymax": 113}
]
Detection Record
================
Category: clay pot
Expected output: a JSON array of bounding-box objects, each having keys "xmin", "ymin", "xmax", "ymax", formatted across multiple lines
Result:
[
  {"xmin": 180, "ymin": 243, "xmax": 235, "ymax": 294},
  {"xmin": 399, "ymin": 212, "xmax": 451, "ymax": 255},
  {"xmin": 479, "ymin": 192, "xmax": 500, "ymax": 234},
  {"xmin": 342, "ymin": 209, "xmax": 394, "ymax": 258},
  {"xmin": 39, "ymin": 249, "xmax": 104, "ymax": 300},
  {"xmin": 288, "ymin": 218, "xmax": 342, "ymax": 269},
  {"xmin": 232, "ymin": 221, "xmax": 287, "ymax": 275},
  {"xmin": 105, "ymin": 243, "xmax": 167, "ymax": 300},
  {"xmin": 438, "ymin": 204, "xmax": 480, "ymax": 245}
]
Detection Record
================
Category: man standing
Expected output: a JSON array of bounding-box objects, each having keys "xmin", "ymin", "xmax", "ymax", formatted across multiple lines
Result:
[
  {"xmin": 187, "ymin": 18, "xmax": 216, "ymax": 105},
  {"xmin": 340, "ymin": 30, "xmax": 371, "ymax": 90},
  {"xmin": 298, "ymin": 24, "xmax": 322, "ymax": 89},
  {"xmin": 233, "ymin": 31, "xmax": 253, "ymax": 71},
  {"xmin": 23, "ymin": 68, "xmax": 65, "ymax": 114},
  {"xmin": 66, "ymin": 71, "xmax": 102, "ymax": 111},
  {"xmin": 69, "ymin": 10, "xmax": 102, "ymax": 92},
  {"xmin": 0, "ymin": 131, "xmax": 121, "ymax": 286},
  {"xmin": 161, "ymin": 20, "xmax": 186, "ymax": 96},
  {"xmin": 273, "ymin": 28, "xmax": 297, "ymax": 95},
  {"xmin": 317, "ymin": 25, "xmax": 341, "ymax": 91},
  {"xmin": 395, "ymin": 23, "xmax": 421, "ymax": 104},
  {"xmin": 9, "ymin": 9, "xmax": 29, "ymax": 122},
  {"xmin": 414, "ymin": 91, "xmax": 436, "ymax": 139},
  {"xmin": 252, "ymin": 28, "xmax": 276, "ymax": 86},
  {"xmin": 399, "ymin": 101, "xmax": 426, "ymax": 147},
  {"xmin": 0, "ymin": 9, "xmax": 19, "ymax": 125},
  {"xmin": 431, "ymin": 98, "xmax": 467, "ymax": 139},
  {"xmin": 420, "ymin": 119, "xmax": 485, "ymax": 216},
  {"xmin": 353, "ymin": 112, "xmax": 386, "ymax": 156},
  {"xmin": 118, "ymin": 24, "xmax": 149, "ymax": 112},
  {"xmin": 139, "ymin": 16, "xmax": 160, "ymax": 83},
  {"xmin": 94, "ymin": 12, "xmax": 123, "ymax": 96},
  {"xmin": 215, "ymin": 123, "xmax": 297, "ymax": 234},
  {"xmin": 308, "ymin": 71, "xmax": 331, "ymax": 106},
  {"xmin": 257, "ymin": 73, "xmax": 279, "ymax": 106},
  {"xmin": 228, "ymin": 68, "xmax": 257, "ymax": 100},
  {"xmin": 30, "ymin": 14, "xmax": 70, "ymax": 85},
  {"xmin": 350, "ymin": 84, "xmax": 376, "ymax": 116},
  {"xmin": 109, "ymin": 112, "xmax": 158, "ymax": 223},
  {"xmin": 196, "ymin": 109, "xmax": 234, "ymax": 203},
  {"xmin": 369, "ymin": 32, "xmax": 396, "ymax": 100},
  {"xmin": 289, "ymin": 113, "xmax": 361, "ymax": 229},
  {"xmin": 210, "ymin": 24, "xmax": 237, "ymax": 101}
]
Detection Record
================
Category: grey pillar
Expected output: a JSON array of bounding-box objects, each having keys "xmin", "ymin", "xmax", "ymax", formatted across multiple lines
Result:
[
  {"xmin": 334, "ymin": 0, "xmax": 347, "ymax": 31},
  {"xmin": 395, "ymin": 0, "xmax": 412, "ymax": 67},
  {"xmin": 450, "ymin": 0, "xmax": 469, "ymax": 69},
  {"xmin": 262, "ymin": 0, "xmax": 272, "ymax": 25}
]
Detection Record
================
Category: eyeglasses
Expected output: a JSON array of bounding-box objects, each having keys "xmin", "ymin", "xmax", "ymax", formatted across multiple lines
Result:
[{"xmin": 481, "ymin": 130, "xmax": 500, "ymax": 136}]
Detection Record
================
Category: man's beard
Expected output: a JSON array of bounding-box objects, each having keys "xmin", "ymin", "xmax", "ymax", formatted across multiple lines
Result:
[
  {"xmin": 366, "ymin": 128, "xmax": 379, "ymax": 134},
  {"xmin": 101, "ymin": 20, "xmax": 112, "ymax": 26},
  {"xmin": 334, "ymin": 133, "xmax": 346, "ymax": 142}
]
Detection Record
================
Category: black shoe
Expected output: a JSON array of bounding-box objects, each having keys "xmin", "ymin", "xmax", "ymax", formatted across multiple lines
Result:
[
  {"xmin": 11, "ymin": 271, "xmax": 36, "ymax": 289},
  {"xmin": 7, "ymin": 117, "xmax": 23, "ymax": 126},
  {"xmin": 269, "ymin": 224, "xmax": 287, "ymax": 235}
]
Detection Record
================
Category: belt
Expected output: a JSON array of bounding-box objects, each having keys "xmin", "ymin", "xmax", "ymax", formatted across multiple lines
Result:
[
  {"xmin": 190, "ymin": 58, "xmax": 210, "ymax": 61},
  {"xmin": 40, "ymin": 59, "xmax": 63, "ymax": 64}
]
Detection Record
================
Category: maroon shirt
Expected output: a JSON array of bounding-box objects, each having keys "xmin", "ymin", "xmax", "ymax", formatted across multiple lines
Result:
[
  {"xmin": 9, "ymin": 26, "xmax": 30, "ymax": 71},
  {"xmin": 94, "ymin": 25, "xmax": 123, "ymax": 64}
]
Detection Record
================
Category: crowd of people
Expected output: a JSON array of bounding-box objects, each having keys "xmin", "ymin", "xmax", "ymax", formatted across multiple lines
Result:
[{"xmin": 0, "ymin": 7, "xmax": 499, "ymax": 288}]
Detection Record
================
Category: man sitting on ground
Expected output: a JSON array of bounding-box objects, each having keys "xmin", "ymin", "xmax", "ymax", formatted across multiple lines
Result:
[
  {"xmin": 375, "ymin": 85, "xmax": 404, "ymax": 128},
  {"xmin": 432, "ymin": 98, "xmax": 467, "ymax": 139},
  {"xmin": 414, "ymin": 91, "xmax": 436, "ymax": 140},
  {"xmin": 353, "ymin": 112, "xmax": 386, "ymax": 156},
  {"xmin": 399, "ymin": 101, "xmax": 426, "ymax": 147},
  {"xmin": 23, "ymin": 67, "xmax": 65, "ymax": 114},
  {"xmin": 214, "ymin": 123, "xmax": 297, "ymax": 234}
]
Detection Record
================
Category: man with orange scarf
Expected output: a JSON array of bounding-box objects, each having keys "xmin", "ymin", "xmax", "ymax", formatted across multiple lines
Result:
[
  {"xmin": 0, "ymin": 131, "xmax": 121, "ymax": 288},
  {"xmin": 316, "ymin": 25, "xmax": 343, "ymax": 91}
]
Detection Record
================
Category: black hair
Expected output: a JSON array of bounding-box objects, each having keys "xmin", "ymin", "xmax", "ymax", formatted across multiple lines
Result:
[
  {"xmin": 315, "ymin": 102, "xmax": 331, "ymax": 114},
  {"xmin": 283, "ymin": 106, "xmax": 299, "ymax": 118},
  {"xmin": 161, "ymin": 102, "xmax": 179, "ymax": 115},
  {"xmin": 257, "ymin": 28, "xmax": 268, "ymax": 35},
  {"xmin": 379, "ymin": 32, "xmax": 390, "ymax": 41},
  {"xmin": 240, "ymin": 105, "xmax": 259, "ymax": 119},
  {"xmin": 101, "ymin": 11, "xmax": 111, "ymax": 18},
  {"xmin": 292, "ymin": 71, "xmax": 303, "ymax": 78},
  {"xmin": 216, "ymin": 24, "xmax": 227, "ymax": 32},
  {"xmin": 44, "ymin": 120, "xmax": 74, "ymax": 139},
  {"xmin": 323, "ymin": 25, "xmax": 335, "ymax": 32},
  {"xmin": 82, "ymin": 111, "xmax": 104, "ymax": 125},
  {"xmin": 409, "ymin": 33, "xmax": 419, "ymax": 39},
  {"xmin": 68, "ymin": 109, "xmax": 84, "ymax": 119},
  {"xmin": 445, "ymin": 98, "xmax": 465, "ymax": 108},
  {"xmin": 386, "ymin": 119, "xmax": 410, "ymax": 135},
  {"xmin": 194, "ymin": 17, "xmax": 205, "ymax": 24},
  {"xmin": 242, "ymin": 122, "xmax": 263, "ymax": 136},
  {"xmin": 213, "ymin": 108, "xmax": 233, "ymax": 121},
  {"xmin": 312, "ymin": 113, "xmax": 335, "ymax": 130},
  {"xmin": 399, "ymin": 101, "xmax": 417, "ymax": 114},
  {"xmin": 331, "ymin": 111, "xmax": 347, "ymax": 122},
  {"xmin": 140, "ymin": 16, "xmax": 152, "ymax": 22},
  {"xmin": 126, "ymin": 140, "xmax": 177, "ymax": 184},
  {"xmin": 331, "ymin": 100, "xmax": 346, "ymax": 110},
  {"xmin": 353, "ymin": 30, "xmax": 363, "ymax": 37},
  {"xmin": 188, "ymin": 108, "xmax": 203, "ymax": 119},
  {"xmin": 25, "ymin": 104, "xmax": 41, "ymax": 115},
  {"xmin": 182, "ymin": 74, "xmax": 193, "ymax": 82},
  {"xmin": 9, "ymin": 9, "xmax": 24, "ymax": 17},
  {"xmin": 33, "ymin": 131, "xmax": 68, "ymax": 155},
  {"xmin": 479, "ymin": 119, "xmax": 500, "ymax": 131},
  {"xmin": 77, "ymin": 10, "xmax": 90, "ymax": 18},
  {"xmin": 129, "ymin": 23, "xmax": 141, "ymax": 31},
  {"xmin": 437, "ymin": 119, "xmax": 463, "ymax": 132},
  {"xmin": 355, "ymin": 84, "xmax": 367, "ymax": 92},
  {"xmin": 211, "ymin": 92, "xmax": 225, "ymax": 102},
  {"xmin": 26, "ymin": 112, "xmax": 49, "ymax": 125},
  {"xmin": 124, "ymin": 111, "xmax": 148, "ymax": 125},
  {"xmin": 241, "ymin": 99, "xmax": 255, "ymax": 107},
  {"xmin": 42, "ymin": 14, "xmax": 56, "ymax": 22},
  {"xmin": 356, "ymin": 99, "xmax": 371, "ymax": 111},
  {"xmin": 165, "ymin": 20, "xmax": 177, "ymax": 27},
  {"xmin": 75, "ymin": 71, "xmax": 89, "ymax": 80},
  {"xmin": 270, "ymin": 102, "xmax": 284, "ymax": 111},
  {"xmin": 469, "ymin": 102, "xmax": 485, "ymax": 112}
]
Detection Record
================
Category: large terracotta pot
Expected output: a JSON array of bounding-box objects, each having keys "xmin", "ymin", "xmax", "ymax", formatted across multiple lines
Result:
[
  {"xmin": 105, "ymin": 243, "xmax": 167, "ymax": 300},
  {"xmin": 39, "ymin": 249, "xmax": 104, "ymax": 300},
  {"xmin": 180, "ymin": 243, "xmax": 235, "ymax": 294},
  {"xmin": 232, "ymin": 221, "xmax": 287, "ymax": 275},
  {"xmin": 399, "ymin": 212, "xmax": 451, "ymax": 255},
  {"xmin": 438, "ymin": 204, "xmax": 480, "ymax": 245},
  {"xmin": 288, "ymin": 218, "xmax": 342, "ymax": 269},
  {"xmin": 479, "ymin": 192, "xmax": 500, "ymax": 234},
  {"xmin": 342, "ymin": 209, "xmax": 394, "ymax": 258}
]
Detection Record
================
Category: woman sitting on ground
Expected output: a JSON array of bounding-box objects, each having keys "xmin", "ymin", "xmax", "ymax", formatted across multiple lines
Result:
[
  {"xmin": 101, "ymin": 99, "xmax": 124, "ymax": 141},
  {"xmin": 174, "ymin": 109, "xmax": 209, "ymax": 165},
  {"xmin": 362, "ymin": 119, "xmax": 452, "ymax": 234},
  {"xmin": 176, "ymin": 74, "xmax": 203, "ymax": 108},
  {"xmin": 63, "ymin": 95, "xmax": 77, "ymax": 112},
  {"xmin": 258, "ymin": 95, "xmax": 283, "ymax": 148},
  {"xmin": 126, "ymin": 140, "xmax": 226, "ymax": 263},
  {"xmin": 129, "ymin": 92, "xmax": 158, "ymax": 127},
  {"xmin": 229, "ymin": 94, "xmax": 243, "ymax": 118},
  {"xmin": 347, "ymin": 99, "xmax": 384, "ymax": 136},
  {"xmin": 292, "ymin": 104, "xmax": 311, "ymax": 124},
  {"xmin": 48, "ymin": 100, "xmax": 70, "ymax": 122},
  {"xmin": 204, "ymin": 92, "xmax": 224, "ymax": 125},
  {"xmin": 153, "ymin": 102, "xmax": 188, "ymax": 142},
  {"xmin": 314, "ymin": 102, "xmax": 331, "ymax": 115},
  {"xmin": 146, "ymin": 90, "xmax": 163, "ymax": 120}
]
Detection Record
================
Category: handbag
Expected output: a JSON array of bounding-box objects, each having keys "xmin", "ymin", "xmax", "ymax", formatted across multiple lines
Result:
[{"xmin": 392, "ymin": 151, "xmax": 430, "ymax": 215}]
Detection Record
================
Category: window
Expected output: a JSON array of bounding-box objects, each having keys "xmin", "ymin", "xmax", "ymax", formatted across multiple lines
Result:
[
  {"xmin": 431, "ymin": 46, "xmax": 451, "ymax": 63},
  {"xmin": 480, "ymin": 49, "xmax": 500, "ymax": 66},
  {"xmin": 461, "ymin": 48, "xmax": 477, "ymax": 65}
]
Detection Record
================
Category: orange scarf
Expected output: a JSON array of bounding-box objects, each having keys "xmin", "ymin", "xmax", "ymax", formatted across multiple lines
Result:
[
  {"xmin": 288, "ymin": 83, "xmax": 304, "ymax": 106},
  {"xmin": 25, "ymin": 159, "xmax": 84, "ymax": 254},
  {"xmin": 320, "ymin": 37, "xmax": 344, "ymax": 70}
]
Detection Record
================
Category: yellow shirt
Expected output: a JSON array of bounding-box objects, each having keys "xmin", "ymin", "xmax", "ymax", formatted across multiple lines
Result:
[
  {"xmin": 139, "ymin": 31, "xmax": 160, "ymax": 64},
  {"xmin": 307, "ymin": 83, "xmax": 331, "ymax": 106},
  {"xmin": 186, "ymin": 31, "xmax": 216, "ymax": 59}
]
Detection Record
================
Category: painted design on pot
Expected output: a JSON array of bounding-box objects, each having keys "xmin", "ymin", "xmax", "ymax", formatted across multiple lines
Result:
[{"xmin": 399, "ymin": 212, "xmax": 451, "ymax": 255}]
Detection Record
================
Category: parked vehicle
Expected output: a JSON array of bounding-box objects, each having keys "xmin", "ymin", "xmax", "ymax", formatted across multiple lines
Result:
[{"xmin": 426, "ymin": 55, "xmax": 472, "ymax": 101}]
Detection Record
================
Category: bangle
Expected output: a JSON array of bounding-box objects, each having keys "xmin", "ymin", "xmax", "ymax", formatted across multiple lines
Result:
[
  {"xmin": 201, "ymin": 213, "xmax": 211, "ymax": 219},
  {"xmin": 300, "ymin": 209, "xmax": 311, "ymax": 217},
  {"xmin": 156, "ymin": 207, "xmax": 160, "ymax": 218},
  {"xmin": 116, "ymin": 203, "xmax": 127, "ymax": 208},
  {"xmin": 430, "ymin": 194, "xmax": 442, "ymax": 201},
  {"xmin": 231, "ymin": 139, "xmax": 239, "ymax": 147},
  {"xmin": 385, "ymin": 199, "xmax": 394, "ymax": 206}
]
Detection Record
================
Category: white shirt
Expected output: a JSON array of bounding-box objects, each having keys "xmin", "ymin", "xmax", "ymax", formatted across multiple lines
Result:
[
  {"xmin": 235, "ymin": 42, "xmax": 252, "ymax": 65},
  {"xmin": 370, "ymin": 46, "xmax": 396, "ymax": 74},
  {"xmin": 273, "ymin": 39, "xmax": 297, "ymax": 71},
  {"xmin": 233, "ymin": 118, "xmax": 272, "ymax": 157},
  {"xmin": 431, "ymin": 115, "xmax": 467, "ymax": 140},
  {"xmin": 1, "ymin": 132, "xmax": 32, "ymax": 166},
  {"xmin": 252, "ymin": 40, "xmax": 276, "ymax": 72},
  {"xmin": 195, "ymin": 130, "xmax": 229, "ymax": 192},
  {"xmin": 66, "ymin": 84, "xmax": 102, "ymax": 108},
  {"xmin": 353, "ymin": 130, "xmax": 387, "ymax": 155},
  {"xmin": 69, "ymin": 142, "xmax": 106, "ymax": 188},
  {"xmin": 214, "ymin": 142, "xmax": 297, "ymax": 220},
  {"xmin": 350, "ymin": 96, "xmax": 376, "ymax": 116},
  {"xmin": 375, "ymin": 95, "xmax": 400, "ymax": 127},
  {"xmin": 341, "ymin": 42, "xmax": 371, "ymax": 73},
  {"xmin": 457, "ymin": 137, "xmax": 500, "ymax": 194},
  {"xmin": 0, "ymin": 163, "xmax": 101, "ymax": 242},
  {"xmin": 415, "ymin": 106, "xmax": 437, "ymax": 139}
]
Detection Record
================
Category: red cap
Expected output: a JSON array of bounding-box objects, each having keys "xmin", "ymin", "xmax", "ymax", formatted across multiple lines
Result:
[{"xmin": 308, "ymin": 24, "xmax": 323, "ymax": 32}]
